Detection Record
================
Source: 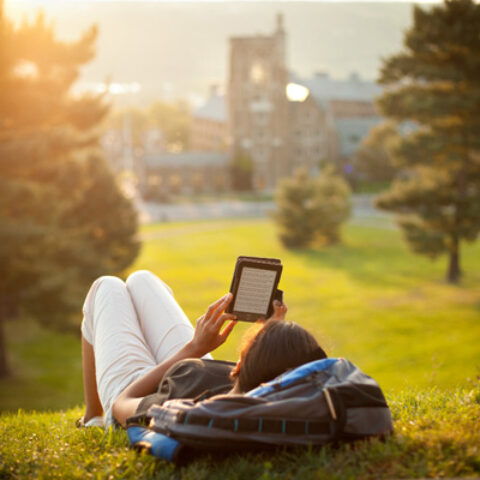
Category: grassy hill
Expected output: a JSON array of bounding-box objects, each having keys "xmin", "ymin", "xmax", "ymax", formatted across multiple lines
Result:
[
  {"xmin": 1, "ymin": 387, "xmax": 479, "ymax": 479},
  {"xmin": 1, "ymin": 219, "xmax": 479, "ymax": 478},
  {"xmin": 138, "ymin": 219, "xmax": 480, "ymax": 390}
]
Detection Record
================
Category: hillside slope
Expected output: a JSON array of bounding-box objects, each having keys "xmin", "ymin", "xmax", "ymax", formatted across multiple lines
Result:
[{"xmin": 1, "ymin": 387, "xmax": 479, "ymax": 479}]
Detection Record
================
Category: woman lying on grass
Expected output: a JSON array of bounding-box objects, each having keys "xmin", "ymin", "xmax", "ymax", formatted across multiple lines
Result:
[{"xmin": 79, "ymin": 270, "xmax": 327, "ymax": 428}]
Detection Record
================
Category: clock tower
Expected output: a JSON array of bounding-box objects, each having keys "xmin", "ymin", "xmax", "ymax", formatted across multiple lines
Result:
[{"xmin": 228, "ymin": 14, "xmax": 289, "ymax": 190}]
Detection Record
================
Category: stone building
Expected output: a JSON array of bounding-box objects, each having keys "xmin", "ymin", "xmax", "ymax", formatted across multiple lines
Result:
[
  {"xmin": 294, "ymin": 71, "xmax": 382, "ymax": 173},
  {"xmin": 228, "ymin": 13, "xmax": 290, "ymax": 190},
  {"xmin": 137, "ymin": 13, "xmax": 382, "ymax": 198},
  {"xmin": 288, "ymin": 93, "xmax": 331, "ymax": 176},
  {"xmin": 139, "ymin": 152, "xmax": 230, "ymax": 200},
  {"xmin": 226, "ymin": 14, "xmax": 381, "ymax": 189}
]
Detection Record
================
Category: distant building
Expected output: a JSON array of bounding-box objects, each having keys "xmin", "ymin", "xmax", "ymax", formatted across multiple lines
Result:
[
  {"xmin": 138, "ymin": 89, "xmax": 230, "ymax": 200},
  {"xmin": 139, "ymin": 151, "xmax": 230, "ymax": 200},
  {"xmin": 102, "ymin": 126, "xmax": 143, "ymax": 174},
  {"xmin": 191, "ymin": 86, "xmax": 228, "ymax": 152},
  {"xmin": 288, "ymin": 92, "xmax": 331, "ymax": 176},
  {"xmin": 228, "ymin": 13, "xmax": 290, "ymax": 190},
  {"xmin": 138, "ymin": 14, "xmax": 382, "ymax": 196},
  {"xmin": 101, "ymin": 128, "xmax": 125, "ymax": 172},
  {"xmin": 143, "ymin": 128, "xmax": 165, "ymax": 155},
  {"xmin": 293, "ymin": 71, "xmax": 382, "ymax": 173},
  {"xmin": 226, "ymin": 14, "xmax": 382, "ymax": 189}
]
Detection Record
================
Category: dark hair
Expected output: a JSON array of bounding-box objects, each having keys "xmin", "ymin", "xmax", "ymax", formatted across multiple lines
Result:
[{"xmin": 231, "ymin": 320, "xmax": 327, "ymax": 393}]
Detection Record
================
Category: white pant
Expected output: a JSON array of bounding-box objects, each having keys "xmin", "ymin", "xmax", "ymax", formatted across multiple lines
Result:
[{"xmin": 81, "ymin": 270, "xmax": 207, "ymax": 425}]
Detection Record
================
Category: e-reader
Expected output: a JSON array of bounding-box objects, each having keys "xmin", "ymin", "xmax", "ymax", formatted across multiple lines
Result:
[{"xmin": 226, "ymin": 256, "xmax": 283, "ymax": 322}]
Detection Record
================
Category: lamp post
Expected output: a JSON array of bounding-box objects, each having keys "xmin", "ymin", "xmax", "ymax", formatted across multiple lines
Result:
[
  {"xmin": 106, "ymin": 82, "xmax": 141, "ymax": 174},
  {"xmin": 90, "ymin": 81, "xmax": 142, "ymax": 198}
]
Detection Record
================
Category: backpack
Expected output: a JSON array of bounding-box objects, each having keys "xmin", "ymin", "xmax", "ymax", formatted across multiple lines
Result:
[{"xmin": 126, "ymin": 357, "xmax": 393, "ymax": 463}]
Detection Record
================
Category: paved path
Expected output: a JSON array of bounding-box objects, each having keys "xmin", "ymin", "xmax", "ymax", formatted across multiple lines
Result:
[{"xmin": 137, "ymin": 194, "xmax": 393, "ymax": 227}]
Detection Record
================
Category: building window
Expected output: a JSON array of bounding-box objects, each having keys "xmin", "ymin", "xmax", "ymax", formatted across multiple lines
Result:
[
  {"xmin": 169, "ymin": 174, "xmax": 182, "ymax": 194},
  {"xmin": 213, "ymin": 174, "xmax": 225, "ymax": 192},
  {"xmin": 148, "ymin": 174, "xmax": 162, "ymax": 187},
  {"xmin": 250, "ymin": 62, "xmax": 266, "ymax": 84},
  {"xmin": 255, "ymin": 148, "xmax": 268, "ymax": 162},
  {"xmin": 257, "ymin": 175, "xmax": 267, "ymax": 190},
  {"xmin": 192, "ymin": 173, "xmax": 204, "ymax": 193}
]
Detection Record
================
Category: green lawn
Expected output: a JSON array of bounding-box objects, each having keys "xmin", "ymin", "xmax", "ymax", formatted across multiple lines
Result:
[
  {"xmin": 1, "ymin": 218, "xmax": 479, "ymax": 478},
  {"xmin": 135, "ymin": 219, "xmax": 480, "ymax": 391},
  {"xmin": 1, "ymin": 219, "xmax": 479, "ymax": 412}
]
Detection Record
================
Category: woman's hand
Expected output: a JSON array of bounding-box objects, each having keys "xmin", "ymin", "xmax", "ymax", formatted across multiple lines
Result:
[
  {"xmin": 189, "ymin": 293, "xmax": 237, "ymax": 357},
  {"xmin": 267, "ymin": 299, "xmax": 288, "ymax": 321}
]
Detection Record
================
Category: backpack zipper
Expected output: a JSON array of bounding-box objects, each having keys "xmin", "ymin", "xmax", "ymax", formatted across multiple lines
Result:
[{"xmin": 323, "ymin": 388, "xmax": 337, "ymax": 420}]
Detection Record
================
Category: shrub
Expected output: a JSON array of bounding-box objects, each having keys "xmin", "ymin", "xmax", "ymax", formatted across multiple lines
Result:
[{"xmin": 272, "ymin": 167, "xmax": 351, "ymax": 248}]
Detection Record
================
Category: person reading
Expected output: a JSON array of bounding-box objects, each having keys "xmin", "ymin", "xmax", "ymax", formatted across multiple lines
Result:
[{"xmin": 79, "ymin": 269, "xmax": 327, "ymax": 429}]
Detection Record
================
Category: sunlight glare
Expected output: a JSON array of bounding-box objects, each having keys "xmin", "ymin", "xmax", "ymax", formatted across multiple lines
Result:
[
  {"xmin": 286, "ymin": 82, "xmax": 309, "ymax": 102},
  {"xmin": 75, "ymin": 81, "xmax": 142, "ymax": 96},
  {"xmin": 13, "ymin": 60, "xmax": 38, "ymax": 79}
]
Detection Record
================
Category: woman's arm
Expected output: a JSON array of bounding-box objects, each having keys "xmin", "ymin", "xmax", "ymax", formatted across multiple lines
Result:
[
  {"xmin": 113, "ymin": 293, "xmax": 237, "ymax": 427},
  {"xmin": 81, "ymin": 336, "xmax": 104, "ymax": 422}
]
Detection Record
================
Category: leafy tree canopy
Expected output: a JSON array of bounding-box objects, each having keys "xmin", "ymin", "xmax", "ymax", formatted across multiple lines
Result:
[{"xmin": 106, "ymin": 100, "xmax": 192, "ymax": 154}]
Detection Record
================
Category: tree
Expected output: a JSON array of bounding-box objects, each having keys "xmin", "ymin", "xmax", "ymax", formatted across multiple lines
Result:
[
  {"xmin": 0, "ymin": 7, "xmax": 140, "ymax": 376},
  {"xmin": 355, "ymin": 121, "xmax": 401, "ymax": 184},
  {"xmin": 104, "ymin": 100, "xmax": 191, "ymax": 164},
  {"xmin": 230, "ymin": 149, "xmax": 254, "ymax": 191},
  {"xmin": 272, "ymin": 167, "xmax": 351, "ymax": 248},
  {"xmin": 375, "ymin": 0, "xmax": 480, "ymax": 283},
  {"xmin": 148, "ymin": 100, "xmax": 191, "ymax": 152}
]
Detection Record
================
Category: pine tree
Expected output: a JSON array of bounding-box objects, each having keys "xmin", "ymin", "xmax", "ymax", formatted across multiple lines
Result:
[
  {"xmin": 273, "ymin": 167, "xmax": 351, "ymax": 248},
  {"xmin": 375, "ymin": 0, "xmax": 480, "ymax": 283},
  {"xmin": 0, "ymin": 7, "xmax": 139, "ymax": 376}
]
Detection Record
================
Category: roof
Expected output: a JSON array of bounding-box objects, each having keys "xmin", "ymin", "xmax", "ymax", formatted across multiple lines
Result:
[
  {"xmin": 193, "ymin": 93, "xmax": 226, "ymax": 123},
  {"xmin": 293, "ymin": 72, "xmax": 382, "ymax": 108},
  {"xmin": 144, "ymin": 152, "xmax": 230, "ymax": 169},
  {"xmin": 230, "ymin": 35, "xmax": 276, "ymax": 44},
  {"xmin": 335, "ymin": 116, "xmax": 382, "ymax": 157}
]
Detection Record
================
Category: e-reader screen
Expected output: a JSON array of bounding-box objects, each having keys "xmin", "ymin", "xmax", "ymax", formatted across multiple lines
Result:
[{"xmin": 233, "ymin": 267, "xmax": 277, "ymax": 315}]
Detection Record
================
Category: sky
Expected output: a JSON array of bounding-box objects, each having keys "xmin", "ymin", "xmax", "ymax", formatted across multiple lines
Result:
[{"xmin": 5, "ymin": 0, "xmax": 428, "ymax": 105}]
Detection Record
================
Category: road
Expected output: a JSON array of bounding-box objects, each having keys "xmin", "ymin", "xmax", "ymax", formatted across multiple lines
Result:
[{"xmin": 137, "ymin": 194, "xmax": 393, "ymax": 228}]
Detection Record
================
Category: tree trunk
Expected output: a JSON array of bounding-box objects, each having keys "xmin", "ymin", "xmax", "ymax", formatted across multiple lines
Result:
[
  {"xmin": 0, "ymin": 292, "xmax": 11, "ymax": 378},
  {"xmin": 446, "ymin": 236, "xmax": 461, "ymax": 284}
]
